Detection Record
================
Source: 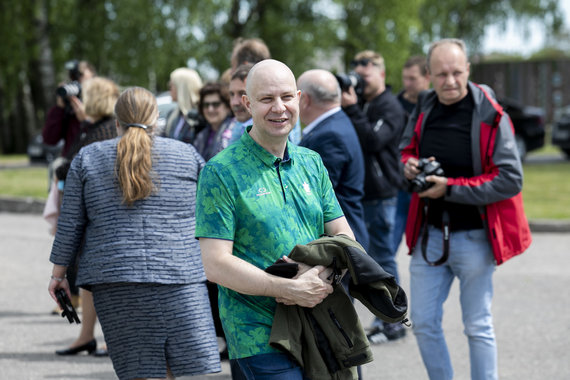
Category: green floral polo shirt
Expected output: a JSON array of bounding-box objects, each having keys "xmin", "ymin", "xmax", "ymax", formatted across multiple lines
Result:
[{"xmin": 195, "ymin": 127, "xmax": 343, "ymax": 359}]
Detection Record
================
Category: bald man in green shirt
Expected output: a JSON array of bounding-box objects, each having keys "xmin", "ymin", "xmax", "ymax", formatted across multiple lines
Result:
[{"xmin": 196, "ymin": 59, "xmax": 355, "ymax": 379}]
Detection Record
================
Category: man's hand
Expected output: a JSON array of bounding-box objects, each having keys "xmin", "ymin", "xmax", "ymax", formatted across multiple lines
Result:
[
  {"xmin": 404, "ymin": 157, "xmax": 420, "ymax": 180},
  {"xmin": 281, "ymin": 256, "xmax": 333, "ymax": 283},
  {"xmin": 69, "ymin": 96, "xmax": 87, "ymax": 122},
  {"xmin": 340, "ymin": 86, "xmax": 358, "ymax": 107},
  {"xmin": 48, "ymin": 264, "xmax": 71, "ymax": 306},
  {"xmin": 418, "ymin": 175, "xmax": 448, "ymax": 199},
  {"xmin": 56, "ymin": 95, "xmax": 66, "ymax": 108},
  {"xmin": 275, "ymin": 265, "xmax": 333, "ymax": 307}
]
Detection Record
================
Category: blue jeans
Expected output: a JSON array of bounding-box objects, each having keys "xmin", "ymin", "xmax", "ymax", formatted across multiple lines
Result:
[
  {"xmin": 234, "ymin": 353, "xmax": 307, "ymax": 380},
  {"xmin": 410, "ymin": 226, "xmax": 497, "ymax": 380},
  {"xmin": 391, "ymin": 190, "xmax": 412, "ymax": 253},
  {"xmin": 363, "ymin": 197, "xmax": 398, "ymax": 328},
  {"xmin": 363, "ymin": 197, "xmax": 398, "ymax": 282}
]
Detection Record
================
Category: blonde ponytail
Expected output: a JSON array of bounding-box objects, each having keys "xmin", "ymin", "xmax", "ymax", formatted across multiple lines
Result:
[{"xmin": 114, "ymin": 87, "xmax": 158, "ymax": 206}]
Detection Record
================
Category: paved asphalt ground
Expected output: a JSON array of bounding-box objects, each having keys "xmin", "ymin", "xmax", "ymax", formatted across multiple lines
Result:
[{"xmin": 1, "ymin": 212, "xmax": 569, "ymax": 380}]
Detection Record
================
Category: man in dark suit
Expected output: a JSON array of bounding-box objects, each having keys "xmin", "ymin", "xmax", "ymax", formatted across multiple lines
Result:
[{"xmin": 298, "ymin": 69, "xmax": 368, "ymax": 250}]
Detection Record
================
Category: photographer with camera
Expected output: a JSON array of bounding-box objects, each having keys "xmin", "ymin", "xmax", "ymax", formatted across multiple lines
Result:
[
  {"xmin": 340, "ymin": 50, "xmax": 407, "ymax": 344},
  {"xmin": 42, "ymin": 60, "xmax": 95, "ymax": 316},
  {"xmin": 42, "ymin": 60, "xmax": 96, "ymax": 157},
  {"xmin": 399, "ymin": 39, "xmax": 531, "ymax": 380}
]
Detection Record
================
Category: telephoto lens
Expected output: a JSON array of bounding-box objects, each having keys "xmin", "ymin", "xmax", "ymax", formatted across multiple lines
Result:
[
  {"xmin": 56, "ymin": 81, "xmax": 81, "ymax": 99},
  {"xmin": 334, "ymin": 72, "xmax": 365, "ymax": 97}
]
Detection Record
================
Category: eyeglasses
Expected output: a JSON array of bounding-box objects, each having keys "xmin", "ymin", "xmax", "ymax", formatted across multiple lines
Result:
[
  {"xmin": 350, "ymin": 58, "xmax": 375, "ymax": 68},
  {"xmin": 202, "ymin": 101, "xmax": 223, "ymax": 109}
]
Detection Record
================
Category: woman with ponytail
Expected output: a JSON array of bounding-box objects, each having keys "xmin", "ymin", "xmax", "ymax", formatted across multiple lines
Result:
[{"xmin": 48, "ymin": 87, "xmax": 221, "ymax": 380}]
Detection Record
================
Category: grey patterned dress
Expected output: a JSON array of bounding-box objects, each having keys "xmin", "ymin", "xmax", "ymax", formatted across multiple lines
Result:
[{"xmin": 49, "ymin": 136, "xmax": 221, "ymax": 379}]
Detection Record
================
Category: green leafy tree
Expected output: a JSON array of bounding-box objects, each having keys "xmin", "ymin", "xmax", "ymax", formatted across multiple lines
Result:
[
  {"xmin": 418, "ymin": 0, "xmax": 563, "ymax": 53},
  {"xmin": 0, "ymin": 0, "xmax": 565, "ymax": 154},
  {"xmin": 333, "ymin": 0, "xmax": 423, "ymax": 88}
]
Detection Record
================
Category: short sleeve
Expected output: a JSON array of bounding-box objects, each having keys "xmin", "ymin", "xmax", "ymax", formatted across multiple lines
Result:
[
  {"xmin": 317, "ymin": 157, "xmax": 344, "ymax": 223},
  {"xmin": 195, "ymin": 164, "xmax": 236, "ymax": 240}
]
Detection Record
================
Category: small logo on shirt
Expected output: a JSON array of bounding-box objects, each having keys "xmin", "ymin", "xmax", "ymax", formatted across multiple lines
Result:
[
  {"xmin": 256, "ymin": 187, "xmax": 271, "ymax": 196},
  {"xmin": 374, "ymin": 119, "xmax": 384, "ymax": 132},
  {"xmin": 302, "ymin": 182, "xmax": 311, "ymax": 194}
]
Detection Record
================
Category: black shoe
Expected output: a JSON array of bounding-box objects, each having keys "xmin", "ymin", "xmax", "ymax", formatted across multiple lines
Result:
[
  {"xmin": 366, "ymin": 326, "xmax": 388, "ymax": 345},
  {"xmin": 55, "ymin": 339, "xmax": 97, "ymax": 355},
  {"xmin": 383, "ymin": 322, "xmax": 407, "ymax": 341}
]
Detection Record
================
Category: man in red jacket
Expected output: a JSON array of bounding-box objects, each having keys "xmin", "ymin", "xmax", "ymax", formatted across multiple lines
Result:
[{"xmin": 399, "ymin": 38, "xmax": 531, "ymax": 380}]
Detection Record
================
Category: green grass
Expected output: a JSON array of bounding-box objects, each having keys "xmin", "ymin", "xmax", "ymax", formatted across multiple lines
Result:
[
  {"xmin": 522, "ymin": 162, "xmax": 570, "ymax": 219},
  {"xmin": 0, "ymin": 153, "xmax": 569, "ymax": 220},
  {"xmin": 0, "ymin": 154, "xmax": 28, "ymax": 165},
  {"xmin": 0, "ymin": 166, "xmax": 49, "ymax": 199},
  {"xmin": 527, "ymin": 144, "xmax": 562, "ymax": 157}
]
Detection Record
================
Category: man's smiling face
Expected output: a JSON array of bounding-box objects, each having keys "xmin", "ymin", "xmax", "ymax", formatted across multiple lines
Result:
[{"xmin": 244, "ymin": 61, "xmax": 300, "ymax": 143}]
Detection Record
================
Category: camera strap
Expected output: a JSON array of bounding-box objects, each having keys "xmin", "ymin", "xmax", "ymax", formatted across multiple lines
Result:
[{"xmin": 420, "ymin": 203, "xmax": 450, "ymax": 266}]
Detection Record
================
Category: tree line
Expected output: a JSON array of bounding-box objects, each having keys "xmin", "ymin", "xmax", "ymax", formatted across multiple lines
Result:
[{"xmin": 0, "ymin": 0, "xmax": 562, "ymax": 154}]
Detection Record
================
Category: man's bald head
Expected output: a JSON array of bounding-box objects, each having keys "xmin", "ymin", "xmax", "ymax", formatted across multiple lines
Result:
[
  {"xmin": 297, "ymin": 69, "xmax": 341, "ymax": 107},
  {"xmin": 245, "ymin": 59, "xmax": 296, "ymax": 96},
  {"xmin": 297, "ymin": 69, "xmax": 341, "ymax": 126}
]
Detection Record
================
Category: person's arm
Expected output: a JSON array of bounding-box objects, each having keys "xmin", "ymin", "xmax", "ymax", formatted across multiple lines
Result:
[
  {"xmin": 324, "ymin": 216, "xmax": 355, "ymax": 240},
  {"xmin": 341, "ymin": 87, "xmax": 405, "ymax": 154},
  {"xmin": 199, "ymin": 238, "xmax": 333, "ymax": 308},
  {"xmin": 48, "ymin": 264, "xmax": 70, "ymax": 303},
  {"xmin": 42, "ymin": 106, "xmax": 67, "ymax": 145},
  {"xmin": 48, "ymin": 152, "xmax": 88, "ymax": 304},
  {"xmin": 68, "ymin": 96, "xmax": 87, "ymax": 122}
]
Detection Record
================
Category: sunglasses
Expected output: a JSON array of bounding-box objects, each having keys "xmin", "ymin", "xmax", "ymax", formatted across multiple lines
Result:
[
  {"xmin": 350, "ymin": 58, "xmax": 375, "ymax": 68},
  {"xmin": 202, "ymin": 101, "xmax": 223, "ymax": 109}
]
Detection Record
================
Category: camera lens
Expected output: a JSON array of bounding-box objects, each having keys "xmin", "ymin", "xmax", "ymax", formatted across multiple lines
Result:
[{"xmin": 56, "ymin": 81, "xmax": 81, "ymax": 98}]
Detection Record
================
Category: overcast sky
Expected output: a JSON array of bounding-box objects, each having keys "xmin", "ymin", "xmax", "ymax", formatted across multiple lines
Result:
[{"xmin": 481, "ymin": 0, "xmax": 569, "ymax": 55}]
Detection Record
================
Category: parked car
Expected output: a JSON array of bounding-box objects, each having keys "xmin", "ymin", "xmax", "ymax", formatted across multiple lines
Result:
[
  {"xmin": 552, "ymin": 106, "xmax": 570, "ymax": 159},
  {"xmin": 156, "ymin": 91, "xmax": 176, "ymax": 132},
  {"xmin": 27, "ymin": 133, "xmax": 63, "ymax": 165},
  {"xmin": 499, "ymin": 98, "xmax": 546, "ymax": 160}
]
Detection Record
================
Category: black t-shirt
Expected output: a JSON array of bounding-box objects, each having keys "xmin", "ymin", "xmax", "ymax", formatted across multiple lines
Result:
[{"xmin": 419, "ymin": 91, "xmax": 483, "ymax": 231}]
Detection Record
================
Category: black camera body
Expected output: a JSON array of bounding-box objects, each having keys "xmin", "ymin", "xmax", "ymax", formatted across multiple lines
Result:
[
  {"xmin": 55, "ymin": 288, "xmax": 81, "ymax": 324},
  {"xmin": 409, "ymin": 158, "xmax": 445, "ymax": 193},
  {"xmin": 335, "ymin": 72, "xmax": 365, "ymax": 98},
  {"xmin": 56, "ymin": 60, "xmax": 82, "ymax": 101}
]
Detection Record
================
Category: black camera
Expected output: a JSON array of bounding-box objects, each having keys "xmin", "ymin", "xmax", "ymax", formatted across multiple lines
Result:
[
  {"xmin": 408, "ymin": 158, "xmax": 445, "ymax": 193},
  {"xmin": 335, "ymin": 72, "xmax": 365, "ymax": 98},
  {"xmin": 55, "ymin": 60, "xmax": 82, "ymax": 100},
  {"xmin": 55, "ymin": 288, "xmax": 81, "ymax": 324},
  {"xmin": 56, "ymin": 81, "xmax": 81, "ymax": 99}
]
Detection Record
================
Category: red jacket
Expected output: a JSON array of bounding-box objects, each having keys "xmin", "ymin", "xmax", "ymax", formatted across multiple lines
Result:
[{"xmin": 400, "ymin": 83, "xmax": 531, "ymax": 265}]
